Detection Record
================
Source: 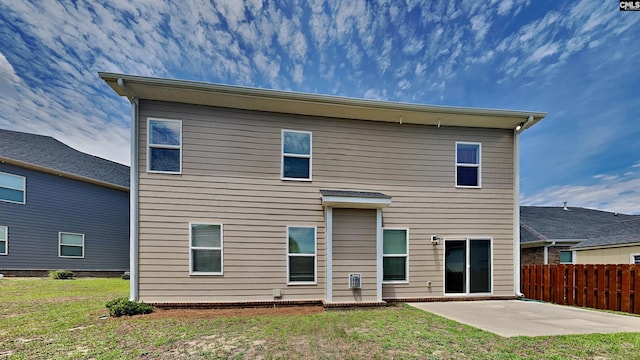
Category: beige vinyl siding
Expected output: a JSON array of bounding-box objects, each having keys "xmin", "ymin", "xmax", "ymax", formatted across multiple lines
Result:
[
  {"xmin": 331, "ymin": 209, "xmax": 377, "ymax": 302},
  {"xmin": 575, "ymin": 245, "xmax": 640, "ymax": 264},
  {"xmin": 137, "ymin": 100, "xmax": 515, "ymax": 303}
]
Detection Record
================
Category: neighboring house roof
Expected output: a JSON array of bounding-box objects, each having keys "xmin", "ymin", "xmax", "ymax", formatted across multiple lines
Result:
[
  {"xmin": 520, "ymin": 206, "xmax": 636, "ymax": 243},
  {"xmin": 520, "ymin": 206, "xmax": 640, "ymax": 250},
  {"xmin": 0, "ymin": 129, "xmax": 129, "ymax": 190},
  {"xmin": 100, "ymin": 72, "xmax": 546, "ymax": 131},
  {"xmin": 571, "ymin": 218, "xmax": 640, "ymax": 249}
]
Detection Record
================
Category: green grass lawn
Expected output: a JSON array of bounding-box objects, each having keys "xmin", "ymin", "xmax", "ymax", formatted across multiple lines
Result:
[{"xmin": 1, "ymin": 278, "xmax": 639, "ymax": 359}]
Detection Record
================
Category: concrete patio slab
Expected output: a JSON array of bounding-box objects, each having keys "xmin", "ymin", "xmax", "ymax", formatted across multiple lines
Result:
[{"xmin": 409, "ymin": 300, "xmax": 640, "ymax": 337}]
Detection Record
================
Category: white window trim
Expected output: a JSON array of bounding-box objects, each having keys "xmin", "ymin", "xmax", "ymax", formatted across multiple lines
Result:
[
  {"xmin": 147, "ymin": 118, "xmax": 183, "ymax": 174},
  {"xmin": 0, "ymin": 226, "xmax": 7, "ymax": 255},
  {"xmin": 189, "ymin": 222, "xmax": 224, "ymax": 276},
  {"xmin": 0, "ymin": 171, "xmax": 26, "ymax": 204},
  {"xmin": 281, "ymin": 129, "xmax": 312, "ymax": 181},
  {"xmin": 443, "ymin": 237, "xmax": 493, "ymax": 296},
  {"xmin": 630, "ymin": 253, "xmax": 640, "ymax": 265},
  {"xmin": 455, "ymin": 142, "xmax": 482, "ymax": 188},
  {"xmin": 58, "ymin": 232, "xmax": 85, "ymax": 259},
  {"xmin": 382, "ymin": 227, "xmax": 409, "ymax": 284},
  {"xmin": 286, "ymin": 225, "xmax": 317, "ymax": 285}
]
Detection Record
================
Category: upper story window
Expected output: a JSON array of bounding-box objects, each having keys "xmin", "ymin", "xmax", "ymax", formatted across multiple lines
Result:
[
  {"xmin": 282, "ymin": 130, "xmax": 312, "ymax": 181},
  {"xmin": 148, "ymin": 118, "xmax": 182, "ymax": 174},
  {"xmin": 0, "ymin": 171, "xmax": 25, "ymax": 204},
  {"xmin": 456, "ymin": 142, "xmax": 481, "ymax": 188}
]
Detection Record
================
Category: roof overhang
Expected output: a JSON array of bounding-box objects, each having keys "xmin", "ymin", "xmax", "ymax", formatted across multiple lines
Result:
[
  {"xmin": 0, "ymin": 157, "xmax": 129, "ymax": 192},
  {"xmin": 520, "ymin": 239, "xmax": 584, "ymax": 248},
  {"xmin": 99, "ymin": 72, "xmax": 546, "ymax": 130},
  {"xmin": 572, "ymin": 242, "xmax": 640, "ymax": 251},
  {"xmin": 320, "ymin": 190, "xmax": 391, "ymax": 209}
]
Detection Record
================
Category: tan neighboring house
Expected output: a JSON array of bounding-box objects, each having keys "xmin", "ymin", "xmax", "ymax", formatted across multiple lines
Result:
[
  {"xmin": 571, "ymin": 218, "xmax": 640, "ymax": 264},
  {"xmin": 101, "ymin": 72, "xmax": 546, "ymax": 307}
]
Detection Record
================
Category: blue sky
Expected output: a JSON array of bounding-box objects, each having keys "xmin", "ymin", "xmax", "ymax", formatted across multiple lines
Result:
[{"xmin": 0, "ymin": 0, "xmax": 638, "ymax": 213}]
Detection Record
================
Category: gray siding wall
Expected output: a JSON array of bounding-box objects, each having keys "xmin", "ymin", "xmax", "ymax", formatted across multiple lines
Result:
[
  {"xmin": 137, "ymin": 100, "xmax": 515, "ymax": 303},
  {"xmin": 0, "ymin": 163, "xmax": 129, "ymax": 271}
]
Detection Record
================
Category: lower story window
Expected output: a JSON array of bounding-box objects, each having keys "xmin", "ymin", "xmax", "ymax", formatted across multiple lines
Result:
[
  {"xmin": 59, "ymin": 232, "xmax": 84, "ymax": 258},
  {"xmin": 559, "ymin": 251, "xmax": 573, "ymax": 264},
  {"xmin": 190, "ymin": 223, "xmax": 223, "ymax": 275},
  {"xmin": 287, "ymin": 226, "xmax": 316, "ymax": 284},
  {"xmin": 0, "ymin": 226, "xmax": 6, "ymax": 255},
  {"xmin": 632, "ymin": 254, "xmax": 640, "ymax": 264},
  {"xmin": 445, "ymin": 238, "xmax": 491, "ymax": 294},
  {"xmin": 383, "ymin": 228, "xmax": 408, "ymax": 282}
]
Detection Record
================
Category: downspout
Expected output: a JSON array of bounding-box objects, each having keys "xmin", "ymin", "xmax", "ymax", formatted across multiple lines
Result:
[
  {"xmin": 118, "ymin": 78, "xmax": 139, "ymax": 301},
  {"xmin": 543, "ymin": 240, "xmax": 556, "ymax": 264},
  {"xmin": 514, "ymin": 115, "xmax": 533, "ymax": 297}
]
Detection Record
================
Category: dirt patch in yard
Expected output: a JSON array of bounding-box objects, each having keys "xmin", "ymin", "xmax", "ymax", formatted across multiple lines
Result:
[{"xmin": 142, "ymin": 305, "xmax": 324, "ymax": 320}]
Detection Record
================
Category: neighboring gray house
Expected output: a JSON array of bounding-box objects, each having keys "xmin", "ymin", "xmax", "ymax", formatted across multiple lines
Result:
[
  {"xmin": 0, "ymin": 129, "xmax": 130, "ymax": 276},
  {"xmin": 520, "ymin": 205, "xmax": 640, "ymax": 265}
]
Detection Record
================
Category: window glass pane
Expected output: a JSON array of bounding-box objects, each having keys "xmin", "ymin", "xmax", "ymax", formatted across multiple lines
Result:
[
  {"xmin": 0, "ymin": 188, "xmax": 24, "ymax": 203},
  {"xmin": 457, "ymin": 144, "xmax": 479, "ymax": 164},
  {"xmin": 149, "ymin": 148, "xmax": 180, "ymax": 172},
  {"xmin": 634, "ymin": 256, "xmax": 640, "ymax": 264},
  {"xmin": 288, "ymin": 227, "xmax": 315, "ymax": 254},
  {"xmin": 289, "ymin": 256, "xmax": 314, "ymax": 282},
  {"xmin": 60, "ymin": 245, "xmax": 83, "ymax": 257},
  {"xmin": 149, "ymin": 120, "xmax": 181, "ymax": 146},
  {"xmin": 283, "ymin": 157, "xmax": 310, "ymax": 179},
  {"xmin": 469, "ymin": 239, "xmax": 491, "ymax": 293},
  {"xmin": 0, "ymin": 227, "xmax": 6, "ymax": 240},
  {"xmin": 192, "ymin": 249, "xmax": 222, "ymax": 272},
  {"xmin": 445, "ymin": 240, "xmax": 466, "ymax": 293},
  {"xmin": 192, "ymin": 224, "xmax": 221, "ymax": 247},
  {"xmin": 559, "ymin": 251, "xmax": 572, "ymax": 263},
  {"xmin": 283, "ymin": 131, "xmax": 310, "ymax": 155},
  {"xmin": 0, "ymin": 173, "xmax": 24, "ymax": 190},
  {"xmin": 0, "ymin": 241, "xmax": 5, "ymax": 254},
  {"xmin": 60, "ymin": 233, "xmax": 83, "ymax": 246},
  {"xmin": 457, "ymin": 167, "xmax": 478, "ymax": 186},
  {"xmin": 383, "ymin": 257, "xmax": 406, "ymax": 281},
  {"xmin": 383, "ymin": 230, "xmax": 407, "ymax": 254}
]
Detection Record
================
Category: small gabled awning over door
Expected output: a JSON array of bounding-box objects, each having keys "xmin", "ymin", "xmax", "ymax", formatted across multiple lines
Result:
[{"xmin": 320, "ymin": 190, "xmax": 391, "ymax": 209}]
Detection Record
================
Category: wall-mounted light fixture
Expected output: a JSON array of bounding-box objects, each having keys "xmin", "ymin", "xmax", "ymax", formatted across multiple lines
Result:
[
  {"xmin": 515, "ymin": 122, "xmax": 525, "ymax": 131},
  {"xmin": 431, "ymin": 235, "xmax": 441, "ymax": 245}
]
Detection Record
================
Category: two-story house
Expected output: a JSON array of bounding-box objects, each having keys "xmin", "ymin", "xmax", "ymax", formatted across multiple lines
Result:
[
  {"xmin": 0, "ymin": 129, "xmax": 129, "ymax": 276},
  {"xmin": 101, "ymin": 73, "xmax": 545, "ymax": 307}
]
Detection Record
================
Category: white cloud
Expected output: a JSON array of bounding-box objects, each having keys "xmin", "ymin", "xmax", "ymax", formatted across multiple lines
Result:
[
  {"xmin": 521, "ymin": 174, "xmax": 640, "ymax": 215},
  {"xmin": 529, "ymin": 42, "xmax": 559, "ymax": 63},
  {"xmin": 497, "ymin": 0, "xmax": 513, "ymax": 15}
]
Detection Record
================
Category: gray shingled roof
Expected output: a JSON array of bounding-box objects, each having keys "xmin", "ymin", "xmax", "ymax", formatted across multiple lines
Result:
[
  {"xmin": 320, "ymin": 190, "xmax": 391, "ymax": 198},
  {"xmin": 0, "ymin": 129, "xmax": 129, "ymax": 188},
  {"xmin": 520, "ymin": 206, "xmax": 636, "ymax": 243},
  {"xmin": 521, "ymin": 206, "xmax": 640, "ymax": 249},
  {"xmin": 571, "ymin": 218, "xmax": 640, "ymax": 249}
]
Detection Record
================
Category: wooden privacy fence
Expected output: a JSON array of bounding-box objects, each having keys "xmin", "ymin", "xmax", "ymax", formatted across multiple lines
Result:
[{"xmin": 521, "ymin": 264, "xmax": 640, "ymax": 314}]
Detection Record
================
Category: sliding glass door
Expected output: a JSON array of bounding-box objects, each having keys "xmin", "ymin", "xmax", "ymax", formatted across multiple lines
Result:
[{"xmin": 445, "ymin": 238, "xmax": 491, "ymax": 294}]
